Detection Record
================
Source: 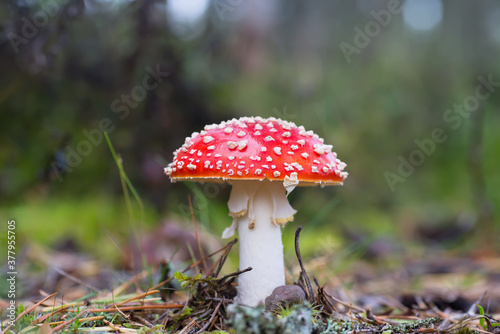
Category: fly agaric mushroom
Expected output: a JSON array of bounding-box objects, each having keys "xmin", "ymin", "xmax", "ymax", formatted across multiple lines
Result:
[{"xmin": 164, "ymin": 117, "xmax": 347, "ymax": 306}]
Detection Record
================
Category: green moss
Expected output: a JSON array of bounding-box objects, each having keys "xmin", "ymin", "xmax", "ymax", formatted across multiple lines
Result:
[
  {"xmin": 455, "ymin": 328, "xmax": 477, "ymax": 334},
  {"xmin": 226, "ymin": 302, "xmax": 449, "ymax": 334},
  {"xmin": 226, "ymin": 302, "xmax": 312, "ymax": 334}
]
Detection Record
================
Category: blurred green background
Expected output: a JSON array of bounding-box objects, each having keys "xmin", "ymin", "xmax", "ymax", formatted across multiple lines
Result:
[{"xmin": 1, "ymin": 0, "xmax": 499, "ymax": 291}]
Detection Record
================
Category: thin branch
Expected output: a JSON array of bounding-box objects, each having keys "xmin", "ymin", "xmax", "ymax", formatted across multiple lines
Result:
[
  {"xmin": 218, "ymin": 267, "xmax": 252, "ymax": 281},
  {"xmin": 194, "ymin": 300, "xmax": 222, "ymax": 334},
  {"xmin": 52, "ymin": 266, "xmax": 102, "ymax": 293},
  {"xmin": 295, "ymin": 225, "xmax": 313, "ymax": 301}
]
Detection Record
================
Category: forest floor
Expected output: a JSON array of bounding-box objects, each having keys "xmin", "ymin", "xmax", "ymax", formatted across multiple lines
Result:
[{"xmin": 2, "ymin": 226, "xmax": 500, "ymax": 334}]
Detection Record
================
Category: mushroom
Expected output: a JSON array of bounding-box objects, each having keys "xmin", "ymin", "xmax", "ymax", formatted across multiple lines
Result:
[{"xmin": 164, "ymin": 117, "xmax": 347, "ymax": 307}]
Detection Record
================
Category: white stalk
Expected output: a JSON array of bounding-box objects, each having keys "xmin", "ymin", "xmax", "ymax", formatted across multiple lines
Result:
[{"xmin": 222, "ymin": 179, "xmax": 296, "ymax": 307}]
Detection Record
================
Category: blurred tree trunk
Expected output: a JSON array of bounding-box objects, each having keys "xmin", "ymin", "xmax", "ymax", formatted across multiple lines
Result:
[
  {"xmin": 469, "ymin": 106, "xmax": 496, "ymax": 249},
  {"xmin": 461, "ymin": 2, "xmax": 498, "ymax": 250}
]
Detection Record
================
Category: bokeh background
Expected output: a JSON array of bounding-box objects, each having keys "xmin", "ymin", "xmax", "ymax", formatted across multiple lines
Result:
[{"xmin": 1, "ymin": 0, "xmax": 500, "ymax": 301}]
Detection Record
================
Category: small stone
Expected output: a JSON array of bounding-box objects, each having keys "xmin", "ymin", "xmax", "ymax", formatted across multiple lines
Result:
[{"xmin": 265, "ymin": 285, "xmax": 306, "ymax": 312}]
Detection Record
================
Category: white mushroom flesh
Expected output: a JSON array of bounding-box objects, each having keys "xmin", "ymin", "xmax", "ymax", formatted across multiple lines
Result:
[{"xmin": 222, "ymin": 179, "xmax": 296, "ymax": 307}]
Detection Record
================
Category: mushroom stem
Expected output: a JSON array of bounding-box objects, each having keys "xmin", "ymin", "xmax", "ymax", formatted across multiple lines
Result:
[{"xmin": 227, "ymin": 180, "xmax": 296, "ymax": 307}]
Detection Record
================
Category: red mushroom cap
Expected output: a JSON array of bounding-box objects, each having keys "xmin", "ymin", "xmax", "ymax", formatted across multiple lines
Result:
[{"xmin": 164, "ymin": 117, "xmax": 347, "ymax": 186}]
